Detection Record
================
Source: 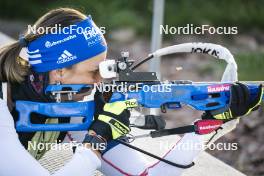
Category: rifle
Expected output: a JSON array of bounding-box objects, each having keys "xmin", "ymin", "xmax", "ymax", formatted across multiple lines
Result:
[{"xmin": 15, "ymin": 43, "xmax": 264, "ymax": 133}]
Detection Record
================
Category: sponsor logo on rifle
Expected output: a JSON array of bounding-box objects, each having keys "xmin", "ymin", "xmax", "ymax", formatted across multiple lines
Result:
[{"xmin": 208, "ymin": 84, "xmax": 230, "ymax": 93}]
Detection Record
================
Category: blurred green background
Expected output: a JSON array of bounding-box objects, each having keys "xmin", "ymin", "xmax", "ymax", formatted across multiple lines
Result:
[
  {"xmin": 1, "ymin": 0, "xmax": 264, "ymax": 34},
  {"xmin": 1, "ymin": 0, "xmax": 263, "ymax": 80},
  {"xmin": 1, "ymin": 0, "xmax": 264, "ymax": 35}
]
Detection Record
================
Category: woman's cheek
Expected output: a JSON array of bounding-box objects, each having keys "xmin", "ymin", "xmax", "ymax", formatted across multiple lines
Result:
[
  {"xmin": 78, "ymin": 74, "xmax": 96, "ymax": 84},
  {"xmin": 65, "ymin": 74, "xmax": 94, "ymax": 84}
]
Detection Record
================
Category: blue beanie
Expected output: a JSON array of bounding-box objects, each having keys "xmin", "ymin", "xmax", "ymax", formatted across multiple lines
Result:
[{"xmin": 27, "ymin": 16, "xmax": 107, "ymax": 72}]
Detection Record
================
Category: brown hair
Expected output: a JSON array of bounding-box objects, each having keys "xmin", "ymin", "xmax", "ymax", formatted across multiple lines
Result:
[{"xmin": 0, "ymin": 8, "xmax": 87, "ymax": 83}]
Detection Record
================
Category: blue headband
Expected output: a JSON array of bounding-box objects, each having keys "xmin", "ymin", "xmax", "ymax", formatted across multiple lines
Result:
[{"xmin": 27, "ymin": 17, "xmax": 107, "ymax": 72}]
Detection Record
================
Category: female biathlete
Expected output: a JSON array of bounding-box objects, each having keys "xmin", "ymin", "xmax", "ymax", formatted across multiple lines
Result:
[{"xmin": 0, "ymin": 8, "xmax": 262, "ymax": 176}]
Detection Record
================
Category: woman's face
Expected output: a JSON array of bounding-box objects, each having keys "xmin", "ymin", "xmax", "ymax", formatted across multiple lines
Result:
[{"xmin": 49, "ymin": 51, "xmax": 107, "ymax": 100}]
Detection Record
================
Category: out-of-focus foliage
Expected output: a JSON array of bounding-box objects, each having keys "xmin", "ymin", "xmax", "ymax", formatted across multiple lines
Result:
[
  {"xmin": 217, "ymin": 52, "xmax": 264, "ymax": 81},
  {"xmin": 0, "ymin": 0, "xmax": 153, "ymax": 35},
  {"xmin": 235, "ymin": 52, "xmax": 264, "ymax": 81},
  {"xmin": 0, "ymin": 0, "xmax": 263, "ymax": 36}
]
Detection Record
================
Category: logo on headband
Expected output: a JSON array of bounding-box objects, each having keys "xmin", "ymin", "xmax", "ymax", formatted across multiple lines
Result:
[
  {"xmin": 82, "ymin": 27, "xmax": 104, "ymax": 47},
  {"xmin": 45, "ymin": 35, "xmax": 77, "ymax": 48},
  {"xmin": 83, "ymin": 27, "xmax": 101, "ymax": 40},
  {"xmin": 57, "ymin": 50, "xmax": 77, "ymax": 64}
]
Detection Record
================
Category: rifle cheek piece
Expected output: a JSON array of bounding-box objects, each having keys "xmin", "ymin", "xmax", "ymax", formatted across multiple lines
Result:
[
  {"xmin": 16, "ymin": 101, "xmax": 95, "ymax": 132},
  {"xmin": 16, "ymin": 84, "xmax": 95, "ymax": 132}
]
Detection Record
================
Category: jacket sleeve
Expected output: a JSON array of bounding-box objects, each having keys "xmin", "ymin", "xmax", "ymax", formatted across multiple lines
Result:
[{"xmin": 0, "ymin": 99, "xmax": 101, "ymax": 176}]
